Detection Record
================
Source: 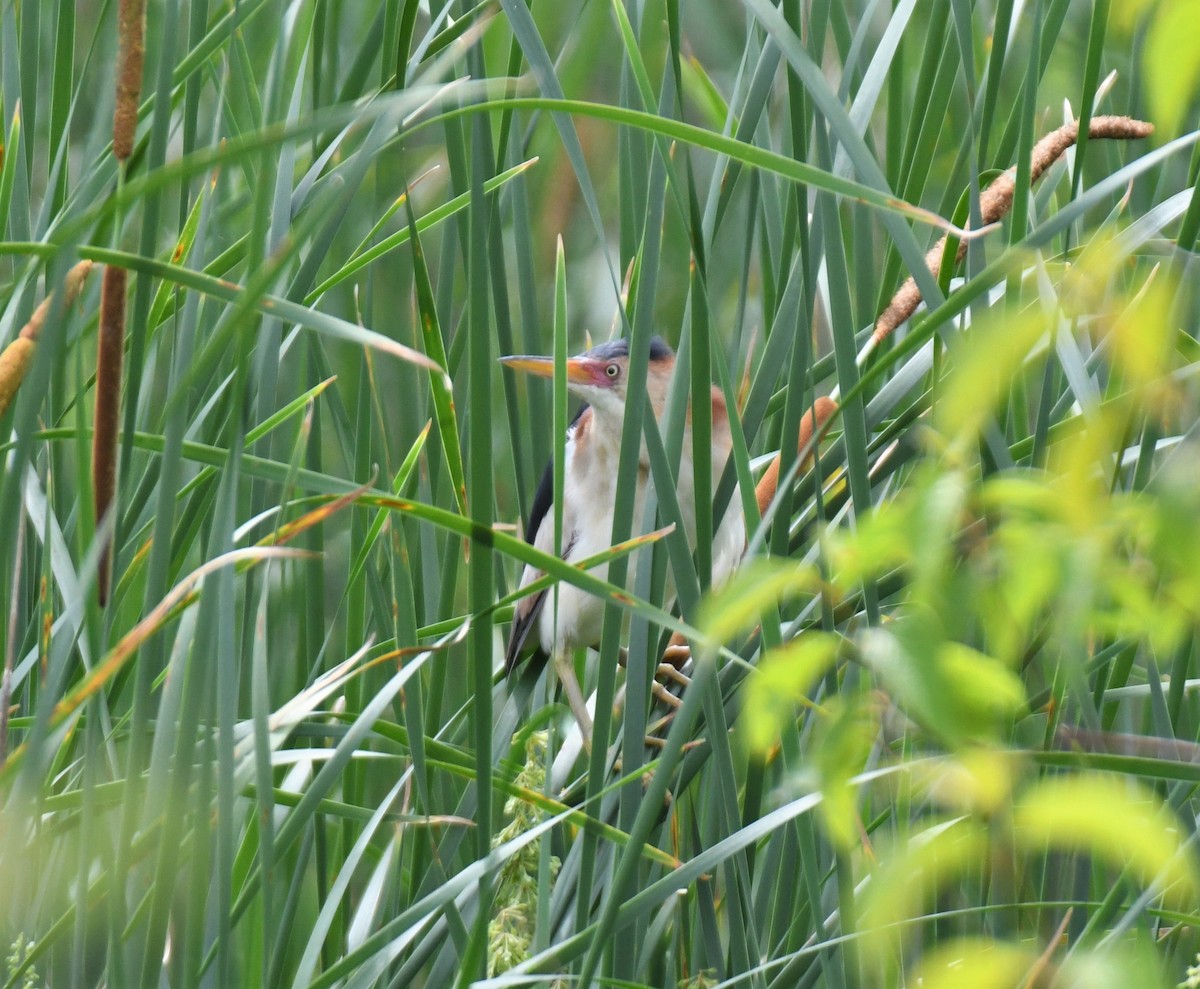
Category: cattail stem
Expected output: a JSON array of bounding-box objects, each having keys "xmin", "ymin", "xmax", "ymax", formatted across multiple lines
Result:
[
  {"xmin": 113, "ymin": 0, "xmax": 146, "ymax": 162},
  {"xmin": 94, "ymin": 266, "xmax": 127, "ymax": 605},
  {"xmin": 872, "ymin": 116, "xmax": 1154, "ymax": 345},
  {"xmin": 95, "ymin": 0, "xmax": 146, "ymax": 604}
]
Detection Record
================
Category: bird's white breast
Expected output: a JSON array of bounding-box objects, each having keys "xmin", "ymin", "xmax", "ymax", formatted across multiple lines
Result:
[{"xmin": 521, "ymin": 409, "xmax": 745, "ymax": 658}]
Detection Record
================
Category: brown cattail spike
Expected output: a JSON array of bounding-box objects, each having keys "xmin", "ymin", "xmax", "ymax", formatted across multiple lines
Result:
[
  {"xmin": 113, "ymin": 0, "xmax": 146, "ymax": 162},
  {"xmin": 0, "ymin": 340, "xmax": 35, "ymax": 421},
  {"xmin": 94, "ymin": 265, "xmax": 128, "ymax": 605},
  {"xmin": 659, "ymin": 397, "xmax": 840, "ymax": 667},
  {"xmin": 0, "ymin": 261, "xmax": 94, "ymax": 419},
  {"xmin": 872, "ymin": 115, "xmax": 1154, "ymax": 345},
  {"xmin": 755, "ymin": 397, "xmax": 840, "ymax": 517}
]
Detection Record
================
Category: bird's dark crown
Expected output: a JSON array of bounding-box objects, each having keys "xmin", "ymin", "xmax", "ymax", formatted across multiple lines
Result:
[{"xmin": 582, "ymin": 336, "xmax": 673, "ymax": 363}]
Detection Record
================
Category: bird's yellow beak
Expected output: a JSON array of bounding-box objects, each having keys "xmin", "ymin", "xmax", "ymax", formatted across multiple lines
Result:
[{"xmin": 499, "ymin": 355, "xmax": 599, "ymax": 385}]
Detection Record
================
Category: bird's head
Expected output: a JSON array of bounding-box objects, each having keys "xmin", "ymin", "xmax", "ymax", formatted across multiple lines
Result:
[{"xmin": 500, "ymin": 337, "xmax": 675, "ymax": 420}]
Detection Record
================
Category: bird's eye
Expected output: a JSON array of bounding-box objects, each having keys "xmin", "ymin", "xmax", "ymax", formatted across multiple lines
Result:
[{"xmin": 605, "ymin": 363, "xmax": 620, "ymax": 378}]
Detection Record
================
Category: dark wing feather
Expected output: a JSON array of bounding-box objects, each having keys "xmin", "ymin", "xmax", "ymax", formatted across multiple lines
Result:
[
  {"xmin": 523, "ymin": 446, "xmax": 556, "ymax": 544},
  {"xmin": 505, "ymin": 404, "xmax": 588, "ymax": 675},
  {"xmin": 504, "ymin": 585, "xmax": 547, "ymax": 674}
]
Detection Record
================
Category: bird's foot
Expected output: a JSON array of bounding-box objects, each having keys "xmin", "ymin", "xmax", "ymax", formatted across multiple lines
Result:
[
  {"xmin": 650, "ymin": 673, "xmax": 684, "ymax": 710},
  {"xmin": 651, "ymin": 649, "xmax": 694, "ymax": 714},
  {"xmin": 642, "ymin": 731, "xmax": 705, "ymax": 753},
  {"xmin": 617, "ymin": 648, "xmax": 693, "ymax": 691},
  {"xmin": 614, "ymin": 648, "xmax": 692, "ymax": 714},
  {"xmin": 615, "ymin": 645, "xmax": 704, "ymax": 748},
  {"xmin": 660, "ymin": 642, "xmax": 693, "ymax": 669},
  {"xmin": 655, "ymin": 659, "xmax": 691, "ymax": 689}
]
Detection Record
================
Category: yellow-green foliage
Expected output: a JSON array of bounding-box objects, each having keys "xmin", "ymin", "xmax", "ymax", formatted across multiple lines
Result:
[
  {"xmin": 488, "ymin": 732, "xmax": 561, "ymax": 977},
  {"xmin": 713, "ymin": 261, "xmax": 1199, "ymax": 987}
]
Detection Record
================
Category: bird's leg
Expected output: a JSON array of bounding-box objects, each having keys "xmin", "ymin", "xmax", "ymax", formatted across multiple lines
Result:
[{"xmin": 554, "ymin": 648, "xmax": 594, "ymax": 752}]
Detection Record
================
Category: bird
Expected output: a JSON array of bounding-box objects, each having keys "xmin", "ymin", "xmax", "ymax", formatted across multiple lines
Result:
[
  {"xmin": 499, "ymin": 337, "xmax": 747, "ymax": 744},
  {"xmin": 499, "ymin": 116, "xmax": 1155, "ymax": 751}
]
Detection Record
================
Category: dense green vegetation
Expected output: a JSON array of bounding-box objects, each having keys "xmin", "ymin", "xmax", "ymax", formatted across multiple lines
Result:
[{"xmin": 1, "ymin": 1, "xmax": 1198, "ymax": 986}]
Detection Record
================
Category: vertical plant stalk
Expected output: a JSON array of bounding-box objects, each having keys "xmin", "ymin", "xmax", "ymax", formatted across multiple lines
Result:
[
  {"xmin": 0, "ymin": 508, "xmax": 26, "ymax": 767},
  {"xmin": 94, "ymin": 266, "xmax": 127, "ymax": 605},
  {"xmin": 0, "ymin": 260, "xmax": 94, "ymax": 418},
  {"xmin": 95, "ymin": 0, "xmax": 145, "ymax": 604}
]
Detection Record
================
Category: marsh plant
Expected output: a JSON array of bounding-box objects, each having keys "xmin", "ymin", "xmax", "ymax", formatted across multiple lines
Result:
[{"xmin": 1, "ymin": 1, "xmax": 1198, "ymax": 987}]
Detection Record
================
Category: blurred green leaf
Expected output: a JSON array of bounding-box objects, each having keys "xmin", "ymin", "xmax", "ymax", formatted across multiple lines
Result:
[
  {"xmin": 937, "ymin": 641, "xmax": 1028, "ymax": 728},
  {"xmin": 913, "ymin": 749, "xmax": 1020, "ymax": 817},
  {"xmin": 812, "ymin": 692, "xmax": 879, "ymax": 852},
  {"xmin": 1144, "ymin": 0, "xmax": 1200, "ymax": 137},
  {"xmin": 696, "ymin": 558, "xmax": 817, "ymax": 647},
  {"xmin": 908, "ymin": 938, "xmax": 1036, "ymax": 989},
  {"xmin": 862, "ymin": 621, "xmax": 1027, "ymax": 748},
  {"xmin": 937, "ymin": 308, "xmax": 1047, "ymax": 448},
  {"xmin": 858, "ymin": 820, "xmax": 991, "ymax": 978},
  {"xmin": 741, "ymin": 631, "xmax": 840, "ymax": 753},
  {"xmin": 1014, "ymin": 775, "xmax": 1200, "ymax": 908}
]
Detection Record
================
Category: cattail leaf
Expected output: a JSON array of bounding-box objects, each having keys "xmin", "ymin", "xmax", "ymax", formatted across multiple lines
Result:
[
  {"xmin": 403, "ymin": 194, "xmax": 467, "ymax": 516},
  {"xmin": 0, "ymin": 106, "xmax": 19, "ymax": 230},
  {"xmin": 346, "ymin": 420, "xmax": 432, "ymax": 589},
  {"xmin": 307, "ymin": 159, "xmax": 537, "ymax": 303}
]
